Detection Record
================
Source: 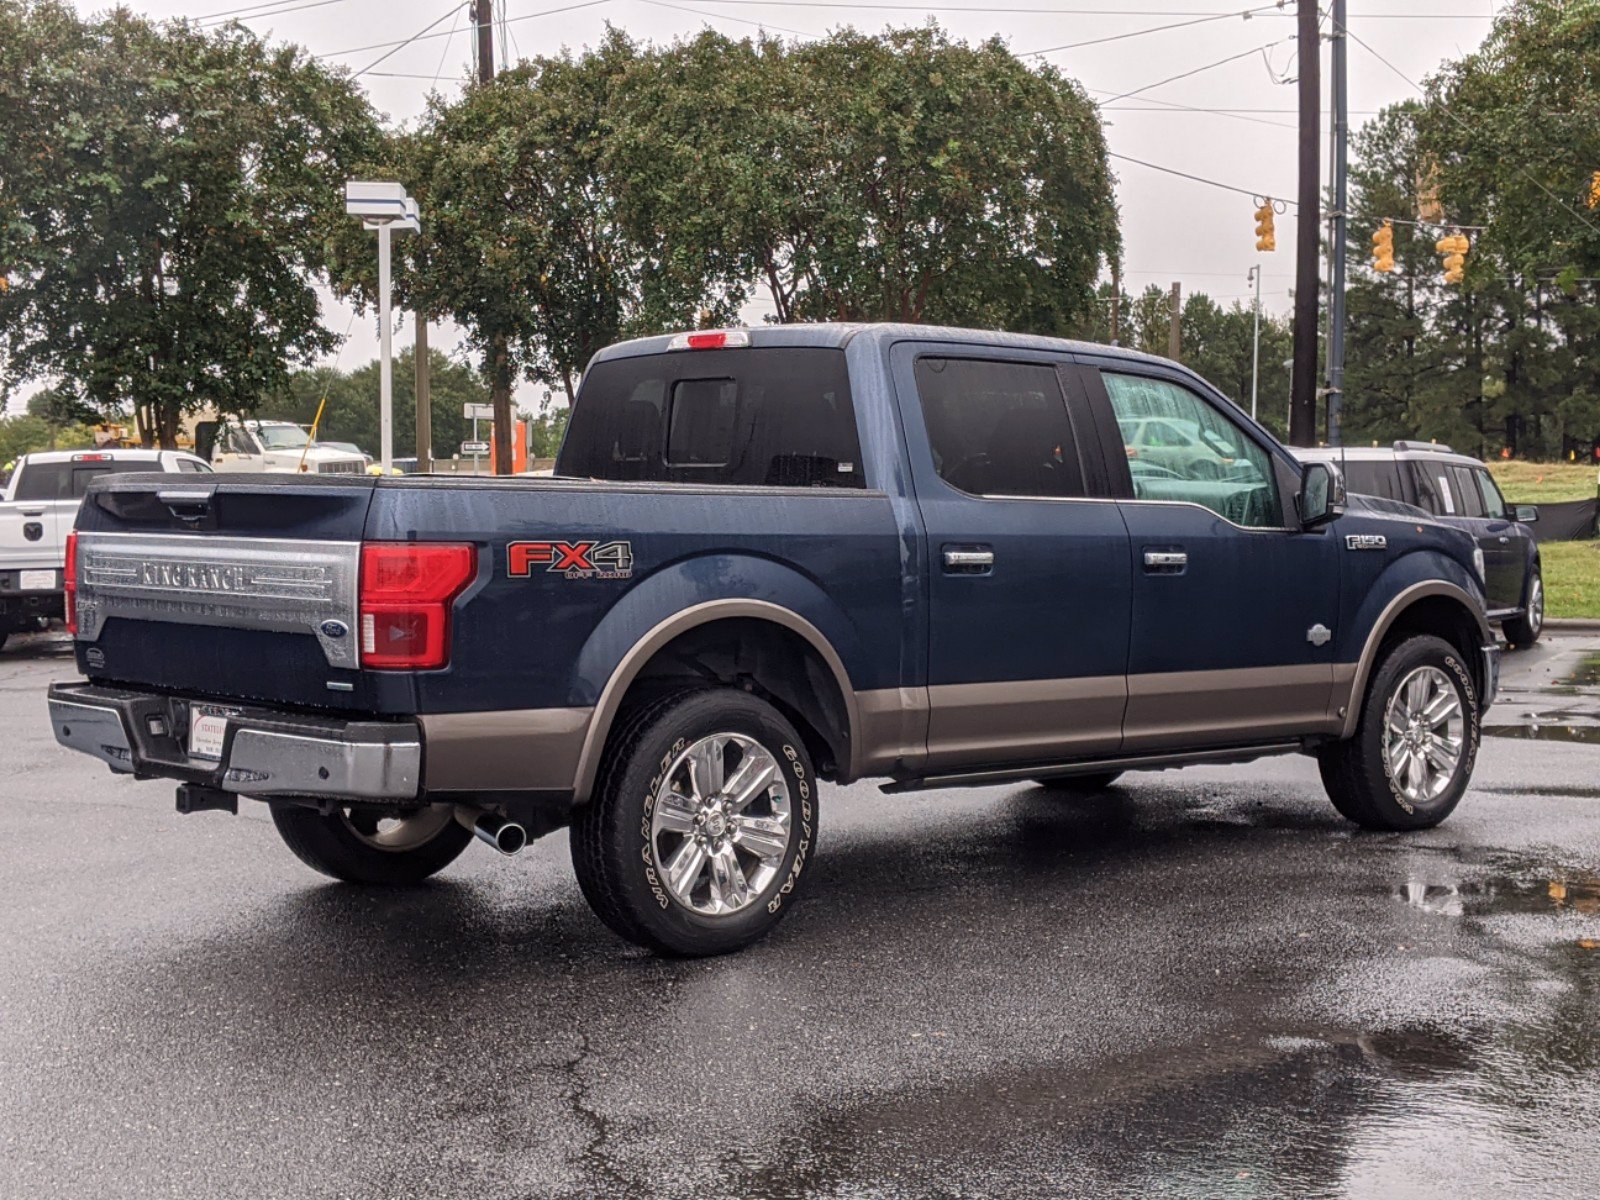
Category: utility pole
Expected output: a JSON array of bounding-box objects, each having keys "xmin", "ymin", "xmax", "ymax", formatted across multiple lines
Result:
[
  {"xmin": 1289, "ymin": 0, "xmax": 1321, "ymax": 447},
  {"xmin": 1326, "ymin": 0, "xmax": 1349, "ymax": 446},
  {"xmin": 414, "ymin": 313, "xmax": 431, "ymax": 471},
  {"xmin": 1168, "ymin": 281, "xmax": 1182, "ymax": 361},
  {"xmin": 1248, "ymin": 264, "xmax": 1262, "ymax": 422},
  {"xmin": 1110, "ymin": 262, "xmax": 1121, "ymax": 346},
  {"xmin": 471, "ymin": 0, "xmax": 513, "ymax": 475}
]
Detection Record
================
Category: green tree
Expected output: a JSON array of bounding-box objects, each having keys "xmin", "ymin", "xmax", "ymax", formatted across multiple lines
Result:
[
  {"xmin": 0, "ymin": 0, "xmax": 380, "ymax": 446},
  {"xmin": 609, "ymin": 26, "xmax": 1119, "ymax": 331}
]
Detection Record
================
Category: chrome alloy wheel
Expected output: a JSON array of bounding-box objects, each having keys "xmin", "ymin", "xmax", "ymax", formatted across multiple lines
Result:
[
  {"xmin": 650, "ymin": 732, "xmax": 793, "ymax": 917},
  {"xmin": 1529, "ymin": 575, "xmax": 1545, "ymax": 637},
  {"xmin": 341, "ymin": 805, "xmax": 455, "ymax": 852},
  {"xmin": 1382, "ymin": 666, "xmax": 1466, "ymax": 805}
]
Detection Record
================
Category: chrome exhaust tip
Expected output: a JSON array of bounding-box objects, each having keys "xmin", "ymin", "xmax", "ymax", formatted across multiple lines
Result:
[{"xmin": 455, "ymin": 806, "xmax": 527, "ymax": 856}]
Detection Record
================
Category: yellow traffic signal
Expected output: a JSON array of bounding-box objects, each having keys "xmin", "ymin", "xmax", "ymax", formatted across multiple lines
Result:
[
  {"xmin": 1588, "ymin": 170, "xmax": 1600, "ymax": 210},
  {"xmin": 1371, "ymin": 220, "xmax": 1396, "ymax": 273},
  {"xmin": 1435, "ymin": 231, "xmax": 1469, "ymax": 285},
  {"xmin": 1254, "ymin": 200, "xmax": 1276, "ymax": 252}
]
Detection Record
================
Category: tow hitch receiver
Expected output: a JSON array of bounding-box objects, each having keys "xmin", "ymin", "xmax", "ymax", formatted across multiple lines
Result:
[{"xmin": 176, "ymin": 784, "xmax": 238, "ymax": 816}]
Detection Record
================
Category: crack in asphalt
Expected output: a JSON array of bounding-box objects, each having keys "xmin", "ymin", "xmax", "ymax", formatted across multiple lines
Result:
[{"xmin": 558, "ymin": 1029, "xmax": 631, "ymax": 1198}]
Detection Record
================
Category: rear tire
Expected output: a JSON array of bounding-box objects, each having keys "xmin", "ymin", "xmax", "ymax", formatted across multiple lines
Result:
[
  {"xmin": 570, "ymin": 688, "xmax": 816, "ymax": 957},
  {"xmin": 1317, "ymin": 634, "xmax": 1479, "ymax": 831},
  {"xmin": 1502, "ymin": 567, "xmax": 1543, "ymax": 649},
  {"xmin": 269, "ymin": 802, "xmax": 472, "ymax": 885},
  {"xmin": 1034, "ymin": 771, "xmax": 1123, "ymax": 792}
]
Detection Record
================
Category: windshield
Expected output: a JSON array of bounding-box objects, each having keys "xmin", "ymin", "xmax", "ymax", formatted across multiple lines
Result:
[{"xmin": 250, "ymin": 424, "xmax": 310, "ymax": 450}]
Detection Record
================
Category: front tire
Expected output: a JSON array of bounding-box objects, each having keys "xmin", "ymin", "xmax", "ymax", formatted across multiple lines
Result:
[
  {"xmin": 570, "ymin": 688, "xmax": 817, "ymax": 957},
  {"xmin": 1503, "ymin": 567, "xmax": 1544, "ymax": 648},
  {"xmin": 269, "ymin": 802, "xmax": 472, "ymax": 885},
  {"xmin": 1317, "ymin": 635, "xmax": 1480, "ymax": 831}
]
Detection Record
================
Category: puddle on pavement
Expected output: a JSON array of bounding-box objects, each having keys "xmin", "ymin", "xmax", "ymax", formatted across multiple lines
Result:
[
  {"xmin": 717, "ymin": 1016, "xmax": 1600, "ymax": 1200},
  {"xmin": 1483, "ymin": 721, "xmax": 1600, "ymax": 744},
  {"xmin": 1562, "ymin": 653, "xmax": 1600, "ymax": 689},
  {"xmin": 1396, "ymin": 874, "xmax": 1600, "ymax": 919}
]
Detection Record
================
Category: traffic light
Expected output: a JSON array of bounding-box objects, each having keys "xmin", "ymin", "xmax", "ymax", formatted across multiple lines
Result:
[
  {"xmin": 1588, "ymin": 171, "xmax": 1600, "ymax": 210},
  {"xmin": 1371, "ymin": 220, "xmax": 1396, "ymax": 273},
  {"xmin": 1253, "ymin": 200, "xmax": 1276, "ymax": 252},
  {"xmin": 1435, "ymin": 231, "xmax": 1469, "ymax": 285}
]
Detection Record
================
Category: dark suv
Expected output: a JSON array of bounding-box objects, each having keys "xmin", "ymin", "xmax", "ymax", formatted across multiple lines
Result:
[{"xmin": 1297, "ymin": 442, "xmax": 1542, "ymax": 647}]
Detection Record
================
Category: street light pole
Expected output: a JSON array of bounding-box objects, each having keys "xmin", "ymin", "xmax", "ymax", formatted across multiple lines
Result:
[
  {"xmin": 344, "ymin": 181, "xmax": 419, "ymax": 475},
  {"xmin": 1327, "ymin": 0, "xmax": 1350, "ymax": 446},
  {"xmin": 378, "ymin": 221, "xmax": 393, "ymax": 472},
  {"xmin": 1248, "ymin": 264, "xmax": 1262, "ymax": 422}
]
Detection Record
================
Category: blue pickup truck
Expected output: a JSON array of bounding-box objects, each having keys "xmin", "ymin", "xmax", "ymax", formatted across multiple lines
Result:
[{"xmin": 48, "ymin": 324, "xmax": 1499, "ymax": 955}]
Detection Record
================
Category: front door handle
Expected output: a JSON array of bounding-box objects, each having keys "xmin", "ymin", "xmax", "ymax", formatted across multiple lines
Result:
[
  {"xmin": 942, "ymin": 547, "xmax": 995, "ymax": 574},
  {"xmin": 1143, "ymin": 550, "xmax": 1188, "ymax": 571}
]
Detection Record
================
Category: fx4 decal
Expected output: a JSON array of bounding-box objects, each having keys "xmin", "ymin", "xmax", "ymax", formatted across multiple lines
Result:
[{"xmin": 508, "ymin": 540, "xmax": 635, "ymax": 580}]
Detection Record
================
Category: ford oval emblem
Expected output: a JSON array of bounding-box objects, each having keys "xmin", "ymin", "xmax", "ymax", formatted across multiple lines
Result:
[{"xmin": 320, "ymin": 620, "xmax": 349, "ymax": 640}]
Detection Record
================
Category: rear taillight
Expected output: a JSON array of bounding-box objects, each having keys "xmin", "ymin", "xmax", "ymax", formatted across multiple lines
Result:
[
  {"xmin": 64, "ymin": 530, "xmax": 78, "ymax": 634},
  {"xmin": 358, "ymin": 542, "xmax": 476, "ymax": 670}
]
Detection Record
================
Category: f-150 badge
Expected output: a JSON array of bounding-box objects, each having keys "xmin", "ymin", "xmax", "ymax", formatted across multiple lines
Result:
[
  {"xmin": 1345, "ymin": 534, "xmax": 1387, "ymax": 551},
  {"xmin": 508, "ymin": 540, "xmax": 635, "ymax": 580}
]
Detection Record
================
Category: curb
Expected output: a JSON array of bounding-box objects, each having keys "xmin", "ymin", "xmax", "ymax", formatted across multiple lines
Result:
[{"xmin": 1544, "ymin": 618, "xmax": 1600, "ymax": 632}]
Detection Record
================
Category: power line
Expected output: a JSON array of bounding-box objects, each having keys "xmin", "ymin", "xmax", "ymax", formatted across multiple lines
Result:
[
  {"xmin": 1089, "ymin": 87, "xmax": 1295, "ymax": 130},
  {"xmin": 352, "ymin": 2, "xmax": 464, "ymax": 77},
  {"xmin": 195, "ymin": 0, "xmax": 353, "ymax": 28},
  {"xmin": 658, "ymin": 1, "xmax": 1490, "ymax": 14},
  {"xmin": 1108, "ymin": 150, "xmax": 1296, "ymax": 206},
  {"xmin": 1101, "ymin": 39, "xmax": 1290, "ymax": 104},
  {"xmin": 319, "ymin": 0, "xmax": 610, "ymax": 59},
  {"xmin": 1024, "ymin": 5, "xmax": 1277, "ymax": 56},
  {"xmin": 638, "ymin": 0, "xmax": 816, "ymax": 38}
]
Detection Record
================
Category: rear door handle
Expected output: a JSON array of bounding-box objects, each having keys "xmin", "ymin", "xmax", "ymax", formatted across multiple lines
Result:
[
  {"xmin": 942, "ymin": 547, "xmax": 994, "ymax": 574},
  {"xmin": 1143, "ymin": 550, "xmax": 1188, "ymax": 571}
]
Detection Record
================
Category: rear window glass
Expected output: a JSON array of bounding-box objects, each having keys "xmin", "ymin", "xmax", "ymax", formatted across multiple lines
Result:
[
  {"xmin": 12, "ymin": 460, "xmax": 155, "ymax": 500},
  {"xmin": 558, "ymin": 347, "xmax": 864, "ymax": 488},
  {"xmin": 1338, "ymin": 460, "xmax": 1406, "ymax": 502}
]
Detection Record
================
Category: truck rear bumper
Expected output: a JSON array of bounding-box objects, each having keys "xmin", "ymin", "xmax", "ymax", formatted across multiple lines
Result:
[{"xmin": 47, "ymin": 682, "xmax": 421, "ymax": 801}]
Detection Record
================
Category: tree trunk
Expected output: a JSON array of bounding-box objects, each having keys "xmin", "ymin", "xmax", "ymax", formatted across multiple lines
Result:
[{"xmin": 491, "ymin": 336, "xmax": 514, "ymax": 476}]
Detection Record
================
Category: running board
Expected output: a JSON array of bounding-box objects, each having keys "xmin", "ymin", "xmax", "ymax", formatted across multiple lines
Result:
[{"xmin": 879, "ymin": 741, "xmax": 1303, "ymax": 794}]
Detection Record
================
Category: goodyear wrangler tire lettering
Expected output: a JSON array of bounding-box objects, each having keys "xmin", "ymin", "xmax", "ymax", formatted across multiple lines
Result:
[{"xmin": 569, "ymin": 689, "xmax": 818, "ymax": 957}]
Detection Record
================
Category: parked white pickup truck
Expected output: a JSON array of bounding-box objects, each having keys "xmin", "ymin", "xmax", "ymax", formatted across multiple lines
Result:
[
  {"xmin": 0, "ymin": 448, "xmax": 209, "ymax": 647},
  {"xmin": 195, "ymin": 419, "xmax": 369, "ymax": 474}
]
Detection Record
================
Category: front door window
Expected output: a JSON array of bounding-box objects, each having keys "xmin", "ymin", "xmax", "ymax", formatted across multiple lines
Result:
[{"xmin": 1101, "ymin": 373, "xmax": 1282, "ymax": 528}]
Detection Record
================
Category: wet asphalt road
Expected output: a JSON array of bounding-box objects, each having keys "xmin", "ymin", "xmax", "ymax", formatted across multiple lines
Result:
[{"xmin": 3, "ymin": 631, "xmax": 1599, "ymax": 1200}]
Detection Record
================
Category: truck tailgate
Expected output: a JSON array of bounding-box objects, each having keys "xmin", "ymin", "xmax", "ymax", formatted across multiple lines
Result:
[{"xmin": 72, "ymin": 474, "xmax": 380, "ymax": 709}]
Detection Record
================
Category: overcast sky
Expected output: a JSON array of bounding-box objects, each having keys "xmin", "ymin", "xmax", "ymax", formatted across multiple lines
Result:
[{"xmin": 55, "ymin": 0, "xmax": 1501, "ymax": 410}]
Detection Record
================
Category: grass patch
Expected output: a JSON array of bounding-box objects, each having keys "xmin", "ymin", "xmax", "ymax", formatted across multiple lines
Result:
[
  {"xmin": 1539, "ymin": 541, "xmax": 1600, "ymax": 620},
  {"xmin": 1490, "ymin": 460, "xmax": 1599, "ymax": 504}
]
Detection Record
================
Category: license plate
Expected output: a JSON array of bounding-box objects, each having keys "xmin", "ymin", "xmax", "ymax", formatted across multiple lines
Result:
[
  {"xmin": 19, "ymin": 569, "xmax": 55, "ymax": 591},
  {"xmin": 188, "ymin": 706, "xmax": 230, "ymax": 761}
]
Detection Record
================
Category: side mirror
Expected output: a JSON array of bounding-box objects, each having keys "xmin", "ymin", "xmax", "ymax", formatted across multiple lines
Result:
[
  {"xmin": 1514, "ymin": 504, "xmax": 1539, "ymax": 524},
  {"xmin": 1299, "ymin": 461, "xmax": 1345, "ymax": 529}
]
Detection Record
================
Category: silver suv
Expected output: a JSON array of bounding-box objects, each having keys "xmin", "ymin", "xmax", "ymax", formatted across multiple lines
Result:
[{"xmin": 1296, "ymin": 442, "xmax": 1543, "ymax": 647}]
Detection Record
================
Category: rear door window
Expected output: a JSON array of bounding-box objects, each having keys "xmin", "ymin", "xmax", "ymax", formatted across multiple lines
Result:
[
  {"xmin": 912, "ymin": 358, "xmax": 1085, "ymax": 498},
  {"xmin": 1448, "ymin": 466, "xmax": 1486, "ymax": 517},
  {"xmin": 1408, "ymin": 463, "xmax": 1452, "ymax": 515},
  {"xmin": 1338, "ymin": 460, "xmax": 1406, "ymax": 502},
  {"xmin": 559, "ymin": 347, "xmax": 864, "ymax": 488}
]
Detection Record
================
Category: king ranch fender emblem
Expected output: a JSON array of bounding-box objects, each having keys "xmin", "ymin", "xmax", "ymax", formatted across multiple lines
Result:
[{"xmin": 508, "ymin": 539, "xmax": 636, "ymax": 580}]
